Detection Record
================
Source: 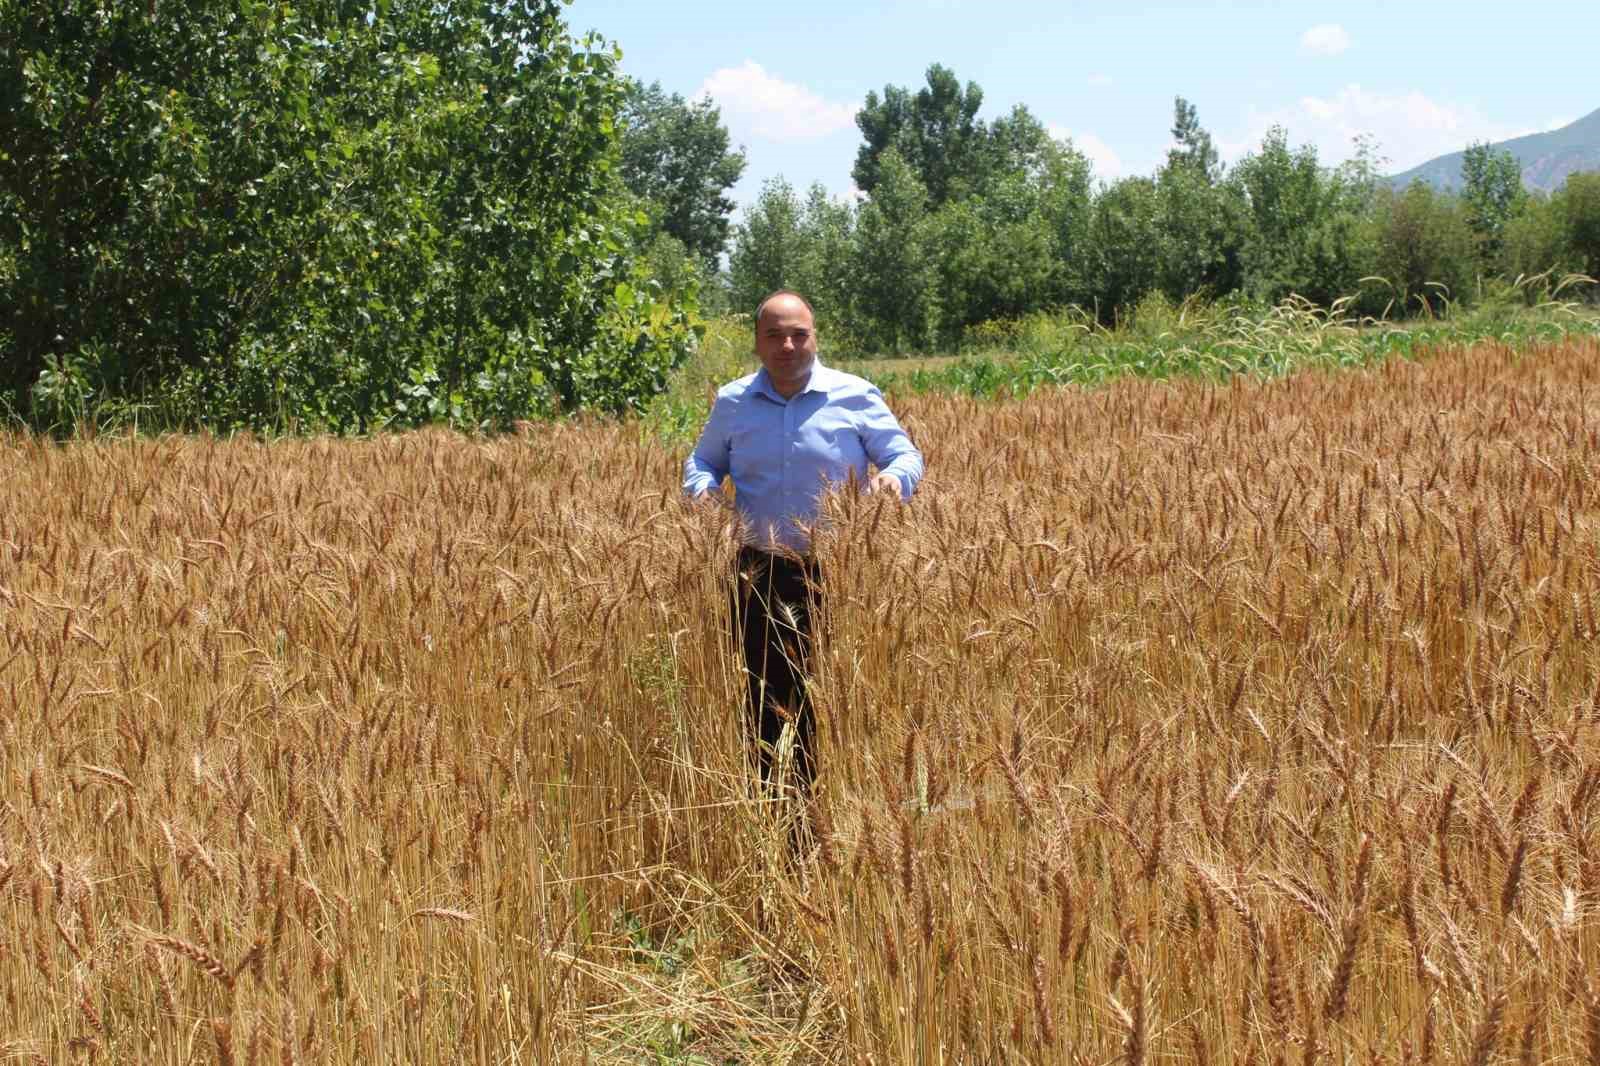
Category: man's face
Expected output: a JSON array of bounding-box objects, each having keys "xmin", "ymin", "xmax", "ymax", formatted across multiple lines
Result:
[{"xmin": 755, "ymin": 295, "xmax": 818, "ymax": 395}]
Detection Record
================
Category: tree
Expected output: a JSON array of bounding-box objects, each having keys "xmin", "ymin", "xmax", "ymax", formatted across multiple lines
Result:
[
  {"xmin": 726, "ymin": 180, "xmax": 862, "ymax": 344},
  {"xmin": 790, "ymin": 184, "xmax": 858, "ymax": 340},
  {"xmin": 1230, "ymin": 127, "xmax": 1372, "ymax": 306},
  {"xmin": 984, "ymin": 103, "xmax": 1054, "ymax": 185},
  {"xmin": 1167, "ymin": 96, "xmax": 1221, "ymax": 183},
  {"xmin": 1232, "ymin": 128, "xmax": 1326, "ymax": 301},
  {"xmin": 1460, "ymin": 142, "xmax": 1525, "ymax": 269},
  {"xmin": 1371, "ymin": 183, "xmax": 1475, "ymax": 315},
  {"xmin": 727, "ymin": 178, "xmax": 806, "ymax": 315},
  {"xmin": 852, "ymin": 64, "xmax": 986, "ymax": 207},
  {"xmin": 617, "ymin": 79, "xmax": 746, "ymax": 269},
  {"xmin": 1036, "ymin": 137, "xmax": 1096, "ymax": 307},
  {"xmin": 1557, "ymin": 171, "xmax": 1600, "ymax": 282},
  {"xmin": 926, "ymin": 173, "xmax": 1056, "ymax": 347},
  {"xmin": 1154, "ymin": 164, "xmax": 1247, "ymax": 302},
  {"xmin": 1, "ymin": 0, "xmax": 699, "ymax": 428},
  {"xmin": 1084, "ymin": 177, "xmax": 1163, "ymax": 321},
  {"xmin": 1155, "ymin": 100, "xmax": 1244, "ymax": 301},
  {"xmin": 1499, "ymin": 192, "xmax": 1571, "ymax": 283},
  {"xmin": 851, "ymin": 150, "xmax": 936, "ymax": 350}
]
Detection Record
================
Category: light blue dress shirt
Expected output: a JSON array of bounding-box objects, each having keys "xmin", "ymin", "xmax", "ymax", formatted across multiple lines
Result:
[{"xmin": 682, "ymin": 359, "xmax": 925, "ymax": 552}]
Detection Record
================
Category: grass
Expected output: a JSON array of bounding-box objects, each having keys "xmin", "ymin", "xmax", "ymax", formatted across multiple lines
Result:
[
  {"xmin": 851, "ymin": 289, "xmax": 1600, "ymax": 399},
  {"xmin": 3, "ymin": 333, "xmax": 1600, "ymax": 1061},
  {"xmin": 646, "ymin": 283, "xmax": 1600, "ymax": 443}
]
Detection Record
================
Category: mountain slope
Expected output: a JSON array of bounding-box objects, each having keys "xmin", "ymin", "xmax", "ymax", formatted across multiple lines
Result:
[{"xmin": 1389, "ymin": 107, "xmax": 1600, "ymax": 193}]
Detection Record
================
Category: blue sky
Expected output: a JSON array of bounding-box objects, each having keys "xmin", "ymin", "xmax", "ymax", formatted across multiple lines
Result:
[{"xmin": 569, "ymin": 0, "xmax": 1595, "ymax": 209}]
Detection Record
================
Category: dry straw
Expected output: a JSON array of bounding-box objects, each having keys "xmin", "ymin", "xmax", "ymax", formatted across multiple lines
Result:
[{"xmin": 1, "ymin": 337, "xmax": 1599, "ymax": 1060}]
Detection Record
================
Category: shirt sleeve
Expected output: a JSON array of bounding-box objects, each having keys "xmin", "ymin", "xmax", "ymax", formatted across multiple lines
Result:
[
  {"xmin": 858, "ymin": 385, "xmax": 924, "ymax": 501},
  {"xmin": 682, "ymin": 394, "xmax": 733, "ymax": 497}
]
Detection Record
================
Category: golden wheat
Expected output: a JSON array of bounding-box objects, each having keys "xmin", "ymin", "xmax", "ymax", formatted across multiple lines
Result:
[{"xmin": 0, "ymin": 338, "xmax": 1598, "ymax": 1061}]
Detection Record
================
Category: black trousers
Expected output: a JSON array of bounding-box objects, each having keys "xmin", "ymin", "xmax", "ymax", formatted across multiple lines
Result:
[{"xmin": 732, "ymin": 546, "xmax": 822, "ymax": 793}]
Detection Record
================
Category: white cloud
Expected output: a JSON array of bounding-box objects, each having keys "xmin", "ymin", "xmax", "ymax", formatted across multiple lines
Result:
[
  {"xmin": 1087, "ymin": 73, "xmax": 1113, "ymax": 87},
  {"xmin": 694, "ymin": 62, "xmax": 859, "ymax": 143},
  {"xmin": 1048, "ymin": 124, "xmax": 1125, "ymax": 178},
  {"xmin": 1222, "ymin": 85, "xmax": 1537, "ymax": 172},
  {"xmin": 1300, "ymin": 23, "xmax": 1352, "ymax": 56}
]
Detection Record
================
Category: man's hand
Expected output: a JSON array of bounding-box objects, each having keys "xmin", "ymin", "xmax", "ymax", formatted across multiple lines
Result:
[
  {"xmin": 688, "ymin": 488, "xmax": 726, "ymax": 510},
  {"xmin": 869, "ymin": 472, "xmax": 902, "ymax": 498}
]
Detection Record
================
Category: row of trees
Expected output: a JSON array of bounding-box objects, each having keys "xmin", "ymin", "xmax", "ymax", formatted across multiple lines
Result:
[
  {"xmin": 2, "ymin": 0, "xmax": 708, "ymax": 430},
  {"xmin": 723, "ymin": 68, "xmax": 1600, "ymax": 352},
  {"xmin": 5, "ymin": 18, "xmax": 1595, "ymax": 429}
]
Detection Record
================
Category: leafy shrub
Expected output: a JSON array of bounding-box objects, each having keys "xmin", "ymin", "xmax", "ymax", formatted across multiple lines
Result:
[
  {"xmin": 1369, "ymin": 183, "xmax": 1475, "ymax": 317},
  {"xmin": 1, "ymin": 0, "xmax": 696, "ymax": 431},
  {"xmin": 1559, "ymin": 172, "xmax": 1600, "ymax": 286}
]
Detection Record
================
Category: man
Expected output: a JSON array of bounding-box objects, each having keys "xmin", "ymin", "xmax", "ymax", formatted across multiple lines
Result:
[{"xmin": 683, "ymin": 290, "xmax": 924, "ymax": 793}]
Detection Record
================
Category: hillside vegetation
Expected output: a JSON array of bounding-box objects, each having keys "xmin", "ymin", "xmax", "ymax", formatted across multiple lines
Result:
[{"xmin": 1391, "ymin": 106, "xmax": 1600, "ymax": 194}]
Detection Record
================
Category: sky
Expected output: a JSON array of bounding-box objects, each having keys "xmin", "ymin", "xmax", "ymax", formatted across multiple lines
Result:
[{"xmin": 567, "ymin": 0, "xmax": 1595, "ymax": 211}]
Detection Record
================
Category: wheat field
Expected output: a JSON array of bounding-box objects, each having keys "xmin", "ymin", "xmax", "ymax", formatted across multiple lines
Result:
[{"xmin": 3, "ymin": 338, "xmax": 1600, "ymax": 1063}]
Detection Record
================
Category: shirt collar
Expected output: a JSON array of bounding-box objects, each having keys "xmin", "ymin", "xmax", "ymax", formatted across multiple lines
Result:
[{"xmin": 753, "ymin": 357, "xmax": 830, "ymax": 402}]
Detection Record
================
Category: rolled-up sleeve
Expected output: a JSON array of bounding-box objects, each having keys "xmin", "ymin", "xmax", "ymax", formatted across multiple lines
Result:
[
  {"xmin": 859, "ymin": 386, "xmax": 924, "ymax": 501},
  {"xmin": 683, "ymin": 394, "xmax": 733, "ymax": 497}
]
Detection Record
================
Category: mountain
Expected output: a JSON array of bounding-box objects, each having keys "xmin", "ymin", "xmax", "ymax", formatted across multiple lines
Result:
[{"xmin": 1388, "ymin": 106, "xmax": 1600, "ymax": 194}]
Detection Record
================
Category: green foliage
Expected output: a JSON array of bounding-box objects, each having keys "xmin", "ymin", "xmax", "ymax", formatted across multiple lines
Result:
[
  {"xmin": 852, "ymin": 65, "xmax": 1049, "ymax": 210},
  {"xmin": 853, "ymin": 64, "xmax": 985, "ymax": 207},
  {"xmin": 1153, "ymin": 99, "xmax": 1245, "ymax": 302},
  {"xmin": 1167, "ymin": 96, "xmax": 1222, "ymax": 183},
  {"xmin": 1231, "ymin": 128, "xmax": 1375, "ymax": 307},
  {"xmin": 788, "ymin": 184, "xmax": 859, "ymax": 342},
  {"xmin": 1558, "ymin": 171, "xmax": 1600, "ymax": 282},
  {"xmin": 961, "ymin": 307, "xmax": 1091, "ymax": 358},
  {"xmin": 1084, "ymin": 177, "xmax": 1162, "ymax": 321},
  {"xmin": 983, "ymin": 104, "xmax": 1054, "ymax": 186},
  {"xmin": 617, "ymin": 79, "xmax": 745, "ymax": 269},
  {"xmin": 1232, "ymin": 128, "xmax": 1324, "ymax": 300},
  {"xmin": 926, "ymin": 174, "xmax": 1057, "ymax": 348},
  {"xmin": 849, "ymin": 297, "xmax": 1600, "ymax": 400},
  {"xmin": 1460, "ymin": 142, "xmax": 1526, "ymax": 267},
  {"xmin": 1155, "ymin": 164, "xmax": 1248, "ymax": 303},
  {"xmin": 726, "ymin": 124, "xmax": 1093, "ymax": 352},
  {"xmin": 716, "ymin": 67, "xmax": 1600, "ymax": 363},
  {"xmin": 1499, "ymin": 192, "xmax": 1571, "ymax": 287},
  {"xmin": 641, "ymin": 314, "xmax": 752, "ymax": 444},
  {"xmin": 562, "ymin": 275, "xmax": 705, "ymax": 417},
  {"xmin": 1, "ymin": 0, "xmax": 697, "ymax": 431},
  {"xmin": 851, "ymin": 149, "xmax": 936, "ymax": 351},
  {"xmin": 726, "ymin": 177, "xmax": 805, "ymax": 316},
  {"xmin": 724, "ymin": 180, "xmax": 862, "ymax": 348},
  {"xmin": 634, "ymin": 233, "xmax": 707, "ymax": 308},
  {"xmin": 1034, "ymin": 139, "xmax": 1096, "ymax": 306},
  {"xmin": 1370, "ymin": 183, "xmax": 1476, "ymax": 316}
]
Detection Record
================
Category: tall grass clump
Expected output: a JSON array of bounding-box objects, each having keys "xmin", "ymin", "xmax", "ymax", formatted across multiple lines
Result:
[{"xmin": 853, "ymin": 278, "xmax": 1600, "ymax": 400}]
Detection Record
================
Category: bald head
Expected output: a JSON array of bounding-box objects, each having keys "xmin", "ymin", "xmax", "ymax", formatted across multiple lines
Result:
[
  {"xmin": 753, "ymin": 290, "xmax": 818, "ymax": 399},
  {"xmin": 754, "ymin": 290, "xmax": 815, "ymax": 336}
]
